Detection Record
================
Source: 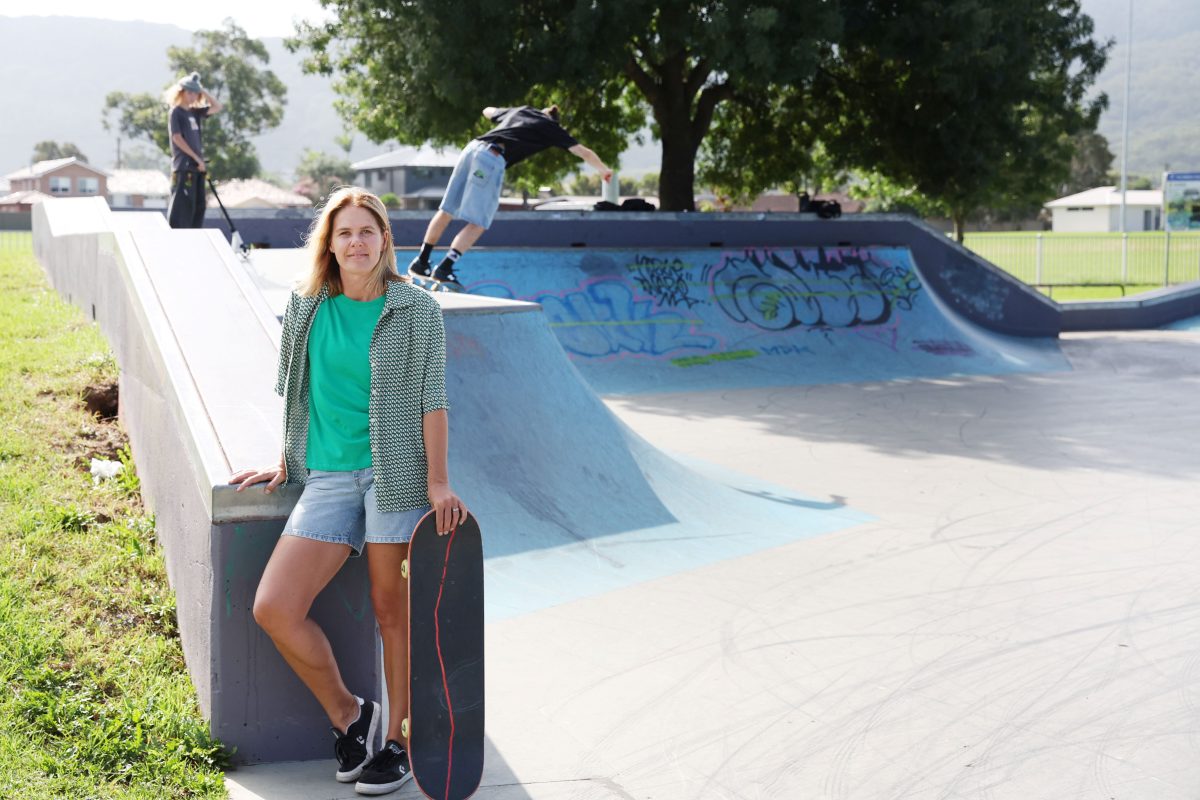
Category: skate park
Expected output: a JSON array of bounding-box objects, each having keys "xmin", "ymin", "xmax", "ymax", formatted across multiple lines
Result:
[{"xmin": 32, "ymin": 196, "xmax": 1200, "ymax": 799}]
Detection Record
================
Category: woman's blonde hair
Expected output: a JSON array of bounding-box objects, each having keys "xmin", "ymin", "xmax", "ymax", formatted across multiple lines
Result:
[
  {"xmin": 298, "ymin": 186, "xmax": 404, "ymax": 297},
  {"xmin": 162, "ymin": 84, "xmax": 192, "ymax": 108}
]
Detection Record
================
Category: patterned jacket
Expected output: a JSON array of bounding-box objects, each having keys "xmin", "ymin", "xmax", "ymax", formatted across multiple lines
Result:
[{"xmin": 274, "ymin": 280, "xmax": 450, "ymax": 512}]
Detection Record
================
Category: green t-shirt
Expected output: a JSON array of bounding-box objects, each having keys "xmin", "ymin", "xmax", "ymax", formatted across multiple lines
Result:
[{"xmin": 306, "ymin": 292, "xmax": 386, "ymax": 470}]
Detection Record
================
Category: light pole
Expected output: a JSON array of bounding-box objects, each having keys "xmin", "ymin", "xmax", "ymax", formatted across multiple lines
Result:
[{"xmin": 1119, "ymin": 0, "xmax": 1133, "ymax": 233}]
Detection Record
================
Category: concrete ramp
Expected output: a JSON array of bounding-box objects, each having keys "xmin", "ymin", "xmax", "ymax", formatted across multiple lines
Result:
[{"xmin": 455, "ymin": 246, "xmax": 1068, "ymax": 394}]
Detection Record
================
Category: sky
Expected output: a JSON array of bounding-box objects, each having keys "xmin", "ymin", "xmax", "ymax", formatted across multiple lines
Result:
[{"xmin": 8, "ymin": 0, "xmax": 335, "ymax": 38}]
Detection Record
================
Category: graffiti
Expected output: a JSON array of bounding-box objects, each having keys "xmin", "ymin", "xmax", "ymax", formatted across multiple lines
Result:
[
  {"xmin": 710, "ymin": 247, "xmax": 922, "ymax": 332},
  {"xmin": 536, "ymin": 280, "xmax": 716, "ymax": 359},
  {"xmin": 627, "ymin": 255, "xmax": 703, "ymax": 309},
  {"xmin": 914, "ymin": 339, "xmax": 975, "ymax": 356},
  {"xmin": 671, "ymin": 349, "xmax": 758, "ymax": 368},
  {"xmin": 759, "ymin": 344, "xmax": 814, "ymax": 357},
  {"xmin": 940, "ymin": 259, "xmax": 1010, "ymax": 322}
]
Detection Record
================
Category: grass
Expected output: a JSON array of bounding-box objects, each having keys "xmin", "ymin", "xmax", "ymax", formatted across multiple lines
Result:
[
  {"xmin": 0, "ymin": 236, "xmax": 227, "ymax": 799},
  {"xmin": 963, "ymin": 231, "xmax": 1200, "ymax": 292}
]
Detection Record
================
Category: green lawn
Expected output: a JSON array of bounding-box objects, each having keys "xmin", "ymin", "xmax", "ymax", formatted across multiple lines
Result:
[
  {"xmin": 963, "ymin": 231, "xmax": 1200, "ymax": 292},
  {"xmin": 0, "ymin": 236, "xmax": 227, "ymax": 798}
]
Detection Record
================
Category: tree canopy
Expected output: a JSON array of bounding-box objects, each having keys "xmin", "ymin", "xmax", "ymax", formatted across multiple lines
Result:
[
  {"xmin": 813, "ymin": 0, "xmax": 1110, "ymax": 239},
  {"xmin": 32, "ymin": 141, "xmax": 88, "ymax": 164},
  {"xmin": 103, "ymin": 20, "xmax": 286, "ymax": 180},
  {"xmin": 295, "ymin": 0, "xmax": 1108, "ymax": 221}
]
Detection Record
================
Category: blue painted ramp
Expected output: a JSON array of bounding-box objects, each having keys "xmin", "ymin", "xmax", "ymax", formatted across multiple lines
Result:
[
  {"xmin": 443, "ymin": 307, "xmax": 869, "ymax": 621},
  {"xmin": 457, "ymin": 246, "xmax": 1068, "ymax": 394}
]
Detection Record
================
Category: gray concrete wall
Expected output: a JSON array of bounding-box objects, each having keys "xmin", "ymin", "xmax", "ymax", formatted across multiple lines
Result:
[{"xmin": 1060, "ymin": 281, "xmax": 1200, "ymax": 330}]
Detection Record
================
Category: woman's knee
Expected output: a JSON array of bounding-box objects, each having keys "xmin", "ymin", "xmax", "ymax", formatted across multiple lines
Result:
[
  {"xmin": 370, "ymin": 588, "xmax": 407, "ymax": 630},
  {"xmin": 253, "ymin": 589, "xmax": 299, "ymax": 634}
]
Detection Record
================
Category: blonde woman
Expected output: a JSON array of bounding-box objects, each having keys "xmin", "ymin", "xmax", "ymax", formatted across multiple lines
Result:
[
  {"xmin": 231, "ymin": 187, "xmax": 467, "ymax": 795},
  {"xmin": 164, "ymin": 72, "xmax": 222, "ymax": 229}
]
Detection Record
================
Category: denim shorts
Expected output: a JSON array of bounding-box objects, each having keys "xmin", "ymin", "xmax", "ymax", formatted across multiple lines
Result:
[
  {"xmin": 282, "ymin": 468, "xmax": 430, "ymax": 556},
  {"xmin": 439, "ymin": 140, "xmax": 506, "ymax": 229}
]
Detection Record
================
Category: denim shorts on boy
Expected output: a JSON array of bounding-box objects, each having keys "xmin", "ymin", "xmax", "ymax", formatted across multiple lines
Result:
[
  {"xmin": 282, "ymin": 468, "xmax": 430, "ymax": 555},
  {"xmin": 439, "ymin": 140, "xmax": 506, "ymax": 229}
]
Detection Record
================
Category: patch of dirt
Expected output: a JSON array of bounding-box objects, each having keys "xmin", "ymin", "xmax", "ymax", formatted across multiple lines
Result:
[
  {"xmin": 71, "ymin": 419, "xmax": 128, "ymax": 467},
  {"xmin": 82, "ymin": 381, "xmax": 119, "ymax": 420}
]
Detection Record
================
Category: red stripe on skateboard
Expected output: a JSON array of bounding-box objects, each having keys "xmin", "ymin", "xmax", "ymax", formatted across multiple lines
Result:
[{"xmin": 433, "ymin": 527, "xmax": 457, "ymax": 800}]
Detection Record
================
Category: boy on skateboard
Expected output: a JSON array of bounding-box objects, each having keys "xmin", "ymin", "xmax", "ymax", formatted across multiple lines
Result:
[{"xmin": 408, "ymin": 104, "xmax": 612, "ymax": 291}]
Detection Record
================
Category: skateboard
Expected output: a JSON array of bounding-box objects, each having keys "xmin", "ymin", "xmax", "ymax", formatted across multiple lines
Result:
[
  {"xmin": 401, "ymin": 510, "xmax": 484, "ymax": 800},
  {"xmin": 412, "ymin": 276, "xmax": 466, "ymax": 294}
]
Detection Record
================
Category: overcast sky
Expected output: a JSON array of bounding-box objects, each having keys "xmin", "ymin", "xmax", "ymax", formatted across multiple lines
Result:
[{"xmin": 3, "ymin": 0, "xmax": 335, "ymax": 38}]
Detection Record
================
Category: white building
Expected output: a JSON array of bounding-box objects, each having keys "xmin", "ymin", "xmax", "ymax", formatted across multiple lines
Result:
[
  {"xmin": 108, "ymin": 169, "xmax": 170, "ymax": 208},
  {"xmin": 1045, "ymin": 186, "xmax": 1162, "ymax": 233}
]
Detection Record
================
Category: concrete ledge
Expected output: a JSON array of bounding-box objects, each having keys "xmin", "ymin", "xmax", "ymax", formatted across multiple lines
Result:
[{"xmin": 1060, "ymin": 280, "xmax": 1200, "ymax": 330}]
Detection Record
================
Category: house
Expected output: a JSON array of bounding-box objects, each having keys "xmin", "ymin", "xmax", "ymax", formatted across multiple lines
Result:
[
  {"xmin": 4, "ymin": 157, "xmax": 109, "ymax": 199},
  {"xmin": 351, "ymin": 146, "xmax": 459, "ymax": 210},
  {"xmin": 205, "ymin": 179, "xmax": 311, "ymax": 209},
  {"xmin": 1045, "ymin": 186, "xmax": 1162, "ymax": 233},
  {"xmin": 108, "ymin": 169, "xmax": 171, "ymax": 209},
  {"xmin": 0, "ymin": 189, "xmax": 53, "ymax": 213}
]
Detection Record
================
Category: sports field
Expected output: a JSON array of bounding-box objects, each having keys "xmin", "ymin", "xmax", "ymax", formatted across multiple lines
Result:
[{"xmin": 964, "ymin": 231, "xmax": 1200, "ymax": 296}]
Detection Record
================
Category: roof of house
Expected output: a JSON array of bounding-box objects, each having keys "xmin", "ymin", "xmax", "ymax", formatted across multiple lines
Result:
[
  {"xmin": 107, "ymin": 169, "xmax": 171, "ymax": 197},
  {"xmin": 206, "ymin": 178, "xmax": 312, "ymax": 209},
  {"xmin": 352, "ymin": 145, "xmax": 460, "ymax": 171},
  {"xmin": 0, "ymin": 189, "xmax": 54, "ymax": 206},
  {"xmin": 4, "ymin": 157, "xmax": 110, "ymax": 181},
  {"xmin": 1045, "ymin": 186, "xmax": 1163, "ymax": 208}
]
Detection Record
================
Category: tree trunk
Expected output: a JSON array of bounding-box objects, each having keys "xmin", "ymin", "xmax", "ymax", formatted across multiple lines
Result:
[
  {"xmin": 954, "ymin": 211, "xmax": 965, "ymax": 244},
  {"xmin": 658, "ymin": 129, "xmax": 698, "ymax": 212}
]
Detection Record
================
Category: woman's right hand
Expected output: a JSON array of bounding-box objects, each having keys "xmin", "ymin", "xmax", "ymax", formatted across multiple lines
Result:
[{"xmin": 229, "ymin": 459, "xmax": 286, "ymax": 494}]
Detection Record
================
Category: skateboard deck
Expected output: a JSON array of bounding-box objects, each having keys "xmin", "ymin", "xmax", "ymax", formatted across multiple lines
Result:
[
  {"xmin": 403, "ymin": 510, "xmax": 484, "ymax": 800},
  {"xmin": 411, "ymin": 275, "xmax": 466, "ymax": 294}
]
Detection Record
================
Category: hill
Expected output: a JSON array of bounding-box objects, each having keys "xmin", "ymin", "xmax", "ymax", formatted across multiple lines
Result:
[{"xmin": 1084, "ymin": 0, "xmax": 1200, "ymax": 176}]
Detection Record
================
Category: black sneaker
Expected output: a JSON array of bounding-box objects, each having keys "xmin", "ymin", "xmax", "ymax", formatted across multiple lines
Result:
[
  {"xmin": 354, "ymin": 739, "xmax": 413, "ymax": 795},
  {"xmin": 432, "ymin": 264, "xmax": 464, "ymax": 292},
  {"xmin": 408, "ymin": 256, "xmax": 433, "ymax": 279},
  {"xmin": 332, "ymin": 697, "xmax": 380, "ymax": 782}
]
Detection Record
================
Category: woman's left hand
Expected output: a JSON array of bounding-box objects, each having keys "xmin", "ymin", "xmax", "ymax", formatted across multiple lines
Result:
[{"xmin": 428, "ymin": 482, "xmax": 468, "ymax": 536}]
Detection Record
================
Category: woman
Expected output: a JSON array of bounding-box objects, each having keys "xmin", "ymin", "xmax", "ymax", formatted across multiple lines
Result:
[{"xmin": 231, "ymin": 187, "xmax": 467, "ymax": 796}]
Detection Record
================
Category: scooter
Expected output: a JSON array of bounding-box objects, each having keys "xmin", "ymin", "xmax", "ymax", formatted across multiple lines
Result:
[{"xmin": 206, "ymin": 175, "xmax": 248, "ymax": 258}]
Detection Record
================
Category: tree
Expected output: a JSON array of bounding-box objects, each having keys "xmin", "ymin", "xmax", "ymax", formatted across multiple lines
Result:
[
  {"xmin": 291, "ymin": 0, "xmax": 839, "ymax": 211},
  {"xmin": 813, "ymin": 0, "xmax": 1110, "ymax": 242},
  {"xmin": 1064, "ymin": 128, "xmax": 1114, "ymax": 195},
  {"xmin": 103, "ymin": 19, "xmax": 286, "ymax": 179},
  {"xmin": 293, "ymin": 149, "xmax": 355, "ymax": 202},
  {"xmin": 33, "ymin": 141, "xmax": 88, "ymax": 163}
]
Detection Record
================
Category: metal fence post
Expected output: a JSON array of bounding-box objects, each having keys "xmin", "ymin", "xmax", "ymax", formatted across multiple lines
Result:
[
  {"xmin": 1121, "ymin": 233, "xmax": 1128, "ymax": 283},
  {"xmin": 1164, "ymin": 229, "xmax": 1171, "ymax": 286},
  {"xmin": 1036, "ymin": 233, "xmax": 1043, "ymax": 285}
]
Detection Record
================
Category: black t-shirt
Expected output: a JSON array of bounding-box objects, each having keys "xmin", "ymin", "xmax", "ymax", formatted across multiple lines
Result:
[
  {"xmin": 477, "ymin": 106, "xmax": 579, "ymax": 167},
  {"xmin": 169, "ymin": 106, "xmax": 210, "ymax": 172}
]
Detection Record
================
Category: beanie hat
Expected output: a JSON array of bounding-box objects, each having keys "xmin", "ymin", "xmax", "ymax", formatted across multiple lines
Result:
[{"xmin": 179, "ymin": 72, "xmax": 203, "ymax": 93}]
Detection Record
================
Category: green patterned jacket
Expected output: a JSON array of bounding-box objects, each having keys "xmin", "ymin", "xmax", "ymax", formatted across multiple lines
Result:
[{"xmin": 274, "ymin": 280, "xmax": 450, "ymax": 511}]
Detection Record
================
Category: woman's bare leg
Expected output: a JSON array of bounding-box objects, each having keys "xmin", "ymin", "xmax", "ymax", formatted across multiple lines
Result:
[
  {"xmin": 367, "ymin": 541, "xmax": 410, "ymax": 743},
  {"xmin": 253, "ymin": 535, "xmax": 361, "ymax": 731}
]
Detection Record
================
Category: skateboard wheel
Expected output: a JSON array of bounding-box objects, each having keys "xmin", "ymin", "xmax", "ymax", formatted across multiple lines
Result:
[
  {"xmin": 401, "ymin": 558, "xmax": 408, "ymax": 579},
  {"xmin": 401, "ymin": 718, "xmax": 409, "ymax": 739}
]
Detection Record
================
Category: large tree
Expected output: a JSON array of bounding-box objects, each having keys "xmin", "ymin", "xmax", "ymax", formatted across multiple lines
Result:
[
  {"xmin": 103, "ymin": 20, "xmax": 286, "ymax": 179},
  {"xmin": 813, "ymin": 0, "xmax": 1110, "ymax": 241},
  {"xmin": 292, "ymin": 0, "xmax": 839, "ymax": 210}
]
